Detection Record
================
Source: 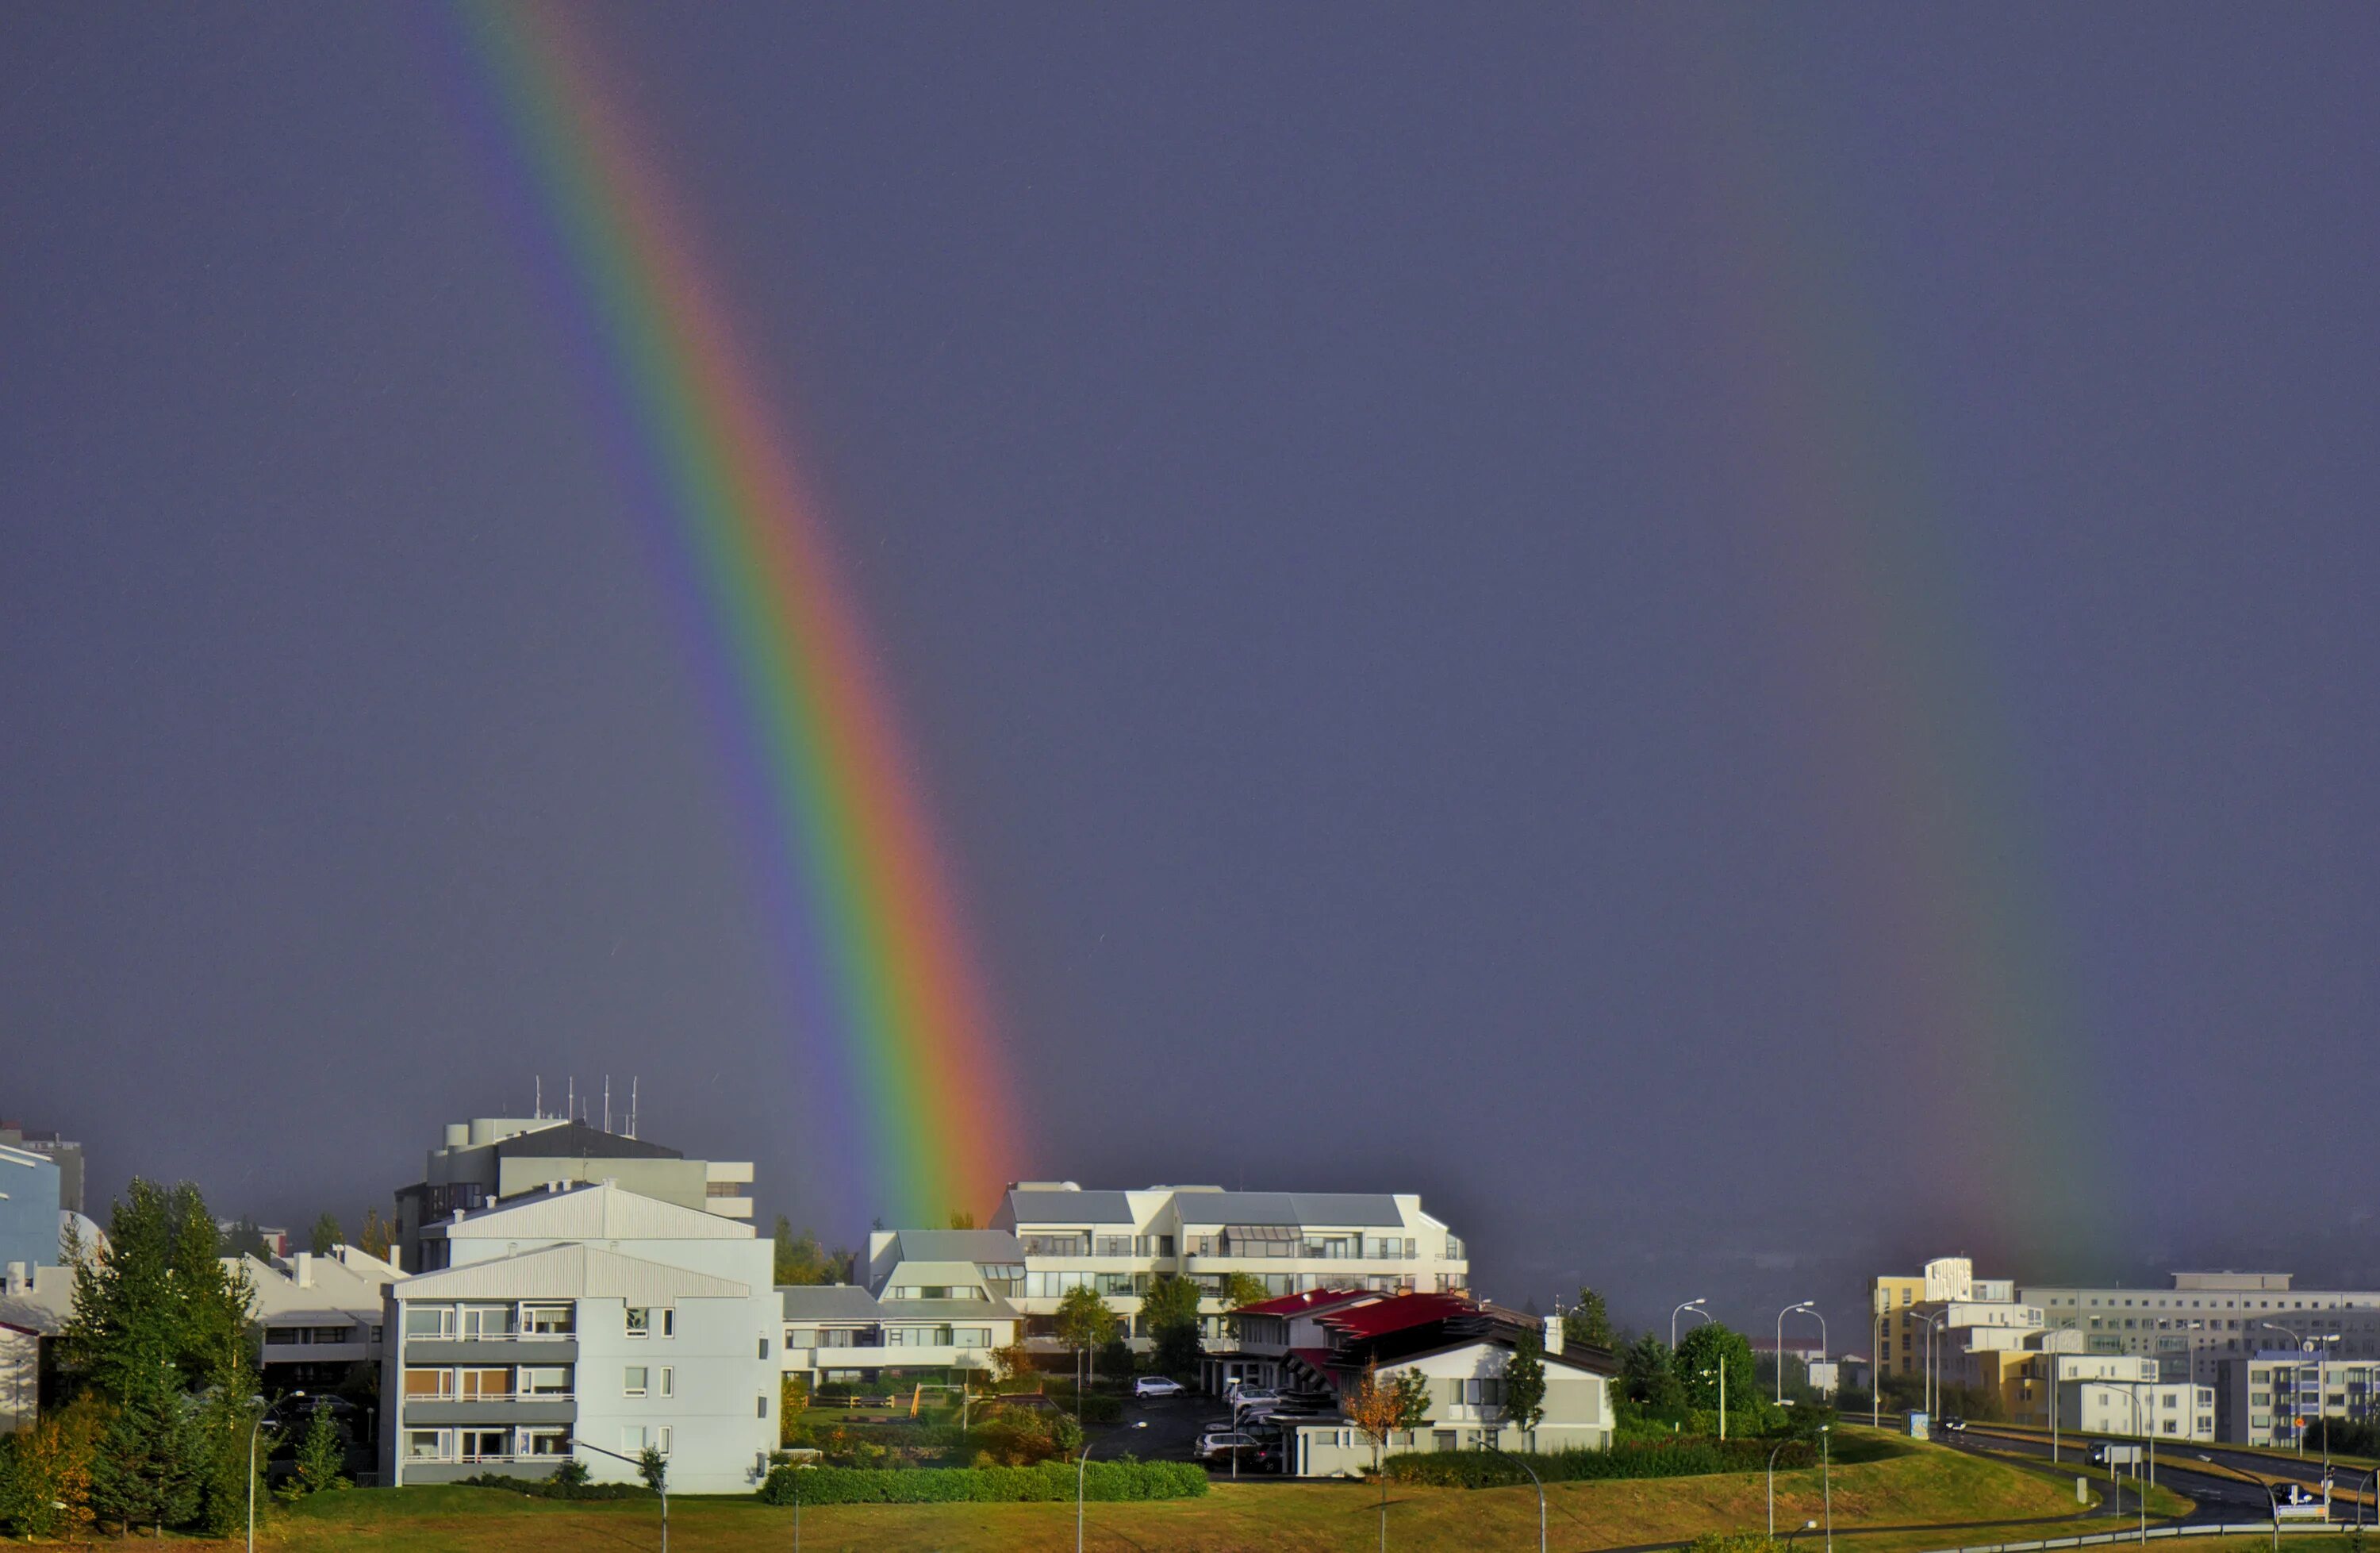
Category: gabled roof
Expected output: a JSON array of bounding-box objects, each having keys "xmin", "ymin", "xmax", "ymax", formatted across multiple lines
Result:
[
  {"xmin": 1175, "ymin": 1192, "xmax": 1407, "ymax": 1228},
  {"xmin": 1318, "ymin": 1291, "xmax": 1473, "ymax": 1340},
  {"xmin": 433, "ymin": 1181, "xmax": 752, "ymax": 1242},
  {"xmin": 492, "ymin": 1121, "xmax": 681, "ymax": 1162},
  {"xmin": 883, "ymin": 1229, "xmax": 1025, "ymax": 1265},
  {"xmin": 399, "ymin": 1243, "xmax": 749, "ymax": 1302},
  {"xmin": 1236, "ymin": 1289, "xmax": 1378, "ymax": 1318},
  {"xmin": 1003, "ymin": 1190, "xmax": 1138, "ymax": 1225}
]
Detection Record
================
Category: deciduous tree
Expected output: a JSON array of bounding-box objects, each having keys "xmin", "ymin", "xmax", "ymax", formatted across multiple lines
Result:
[
  {"xmin": 1345, "ymin": 1359, "xmax": 1427, "ymax": 1548},
  {"xmin": 1141, "ymin": 1274, "xmax": 1205, "ymax": 1376},
  {"xmin": 356, "ymin": 1207, "xmax": 393, "ymax": 1263}
]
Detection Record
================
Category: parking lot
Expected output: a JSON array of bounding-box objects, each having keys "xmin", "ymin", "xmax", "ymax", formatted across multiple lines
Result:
[{"xmin": 1088, "ymin": 1385, "xmax": 1333, "ymax": 1479}]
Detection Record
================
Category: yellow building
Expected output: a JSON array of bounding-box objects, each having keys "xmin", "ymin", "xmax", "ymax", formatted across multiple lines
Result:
[{"xmin": 1871, "ymin": 1257, "xmax": 1976, "ymax": 1381}]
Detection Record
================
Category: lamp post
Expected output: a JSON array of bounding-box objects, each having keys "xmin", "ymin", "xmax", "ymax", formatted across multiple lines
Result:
[
  {"xmin": 1784, "ymin": 1519, "xmax": 1818, "ymax": 1551},
  {"xmin": 1672, "ymin": 1298, "xmax": 1708, "ymax": 1351},
  {"xmin": 2261, "ymin": 1323, "xmax": 2340, "ymax": 1460},
  {"xmin": 1768, "ymin": 1439, "xmax": 1793, "ymax": 1536},
  {"xmin": 574, "ymin": 1438, "xmax": 666, "ymax": 1553},
  {"xmin": 1077, "ymin": 1420, "xmax": 1147, "ymax": 1553},
  {"xmin": 1483, "ymin": 1442, "xmax": 1546, "ymax": 1553},
  {"xmin": 1922, "ymin": 1311, "xmax": 1951, "ymax": 1424},
  {"xmin": 246, "ymin": 1390, "xmax": 318, "ymax": 1553},
  {"xmin": 1777, "ymin": 1302, "xmax": 1818, "ymax": 1407},
  {"xmin": 1820, "ymin": 1423, "xmax": 1833, "ymax": 1553},
  {"xmin": 1871, "ymin": 1293, "xmax": 1887, "ymax": 1429}
]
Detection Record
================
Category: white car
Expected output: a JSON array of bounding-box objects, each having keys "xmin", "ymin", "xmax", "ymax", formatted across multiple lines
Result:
[
  {"xmin": 1230, "ymin": 1387, "xmax": 1281, "ymax": 1413},
  {"xmin": 1134, "ymin": 1375, "xmax": 1186, "ymax": 1399}
]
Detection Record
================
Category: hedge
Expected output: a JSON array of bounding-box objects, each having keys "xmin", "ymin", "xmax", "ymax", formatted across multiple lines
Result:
[
  {"xmin": 1385, "ymin": 1438, "xmax": 1814, "ymax": 1487},
  {"xmin": 758, "ymin": 1459, "xmax": 1207, "ymax": 1505}
]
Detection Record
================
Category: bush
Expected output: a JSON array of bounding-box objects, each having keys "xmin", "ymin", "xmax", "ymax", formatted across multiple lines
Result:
[
  {"xmin": 1384, "ymin": 1438, "xmax": 1814, "ymax": 1487},
  {"xmin": 458, "ymin": 1467, "xmax": 654, "ymax": 1501},
  {"xmin": 1688, "ymin": 1536, "xmax": 1790, "ymax": 1553},
  {"xmin": 758, "ymin": 1459, "xmax": 1207, "ymax": 1505}
]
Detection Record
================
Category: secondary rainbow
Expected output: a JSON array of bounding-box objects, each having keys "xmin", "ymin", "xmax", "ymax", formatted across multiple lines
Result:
[{"xmin": 440, "ymin": 1, "xmax": 1013, "ymax": 1227}]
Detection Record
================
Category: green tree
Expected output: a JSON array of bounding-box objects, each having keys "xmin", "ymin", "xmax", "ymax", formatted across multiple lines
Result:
[
  {"xmin": 1563, "ymin": 1286, "xmax": 1616, "ymax": 1353},
  {"xmin": 1503, "ymin": 1326, "xmax": 1548, "ymax": 1433},
  {"xmin": 947, "ymin": 1209, "xmax": 977, "ymax": 1229},
  {"xmin": 1222, "ymin": 1271, "xmax": 1271, "ymax": 1342},
  {"xmin": 309, "ymin": 1212, "xmax": 344, "ymax": 1256},
  {"xmin": 88, "ymin": 1378, "xmax": 205, "ymax": 1536},
  {"xmin": 1054, "ymin": 1286, "xmax": 1119, "ymax": 1402},
  {"xmin": 1142, "ymin": 1274, "xmax": 1205, "ymax": 1376},
  {"xmin": 291, "ymin": 1401, "xmax": 348, "ymax": 1495},
  {"xmin": 772, "ymin": 1218, "xmax": 855, "ymax": 1286},
  {"xmin": 1676, "ymin": 1323, "xmax": 1756, "ymax": 1418},
  {"xmin": 221, "ymin": 1217, "xmax": 270, "ymax": 1259},
  {"xmin": 636, "ymin": 1446, "xmax": 667, "ymax": 1493},
  {"xmin": 1620, "ymin": 1332, "xmax": 1687, "ymax": 1422}
]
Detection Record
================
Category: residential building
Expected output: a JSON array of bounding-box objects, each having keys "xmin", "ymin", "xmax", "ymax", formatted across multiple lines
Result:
[
  {"xmin": 218, "ymin": 1222, "xmax": 293, "ymax": 1258},
  {"xmin": 1998, "ymin": 1351, "xmax": 2214, "ymax": 1441},
  {"xmin": 0, "ymin": 1124, "xmax": 83, "ymax": 1217},
  {"xmin": 0, "ymin": 1320, "xmax": 36, "ymax": 1432},
  {"xmin": 238, "ymin": 1245, "xmax": 405, "ymax": 1394},
  {"xmin": 992, "ymin": 1182, "xmax": 1467, "ymax": 1357},
  {"xmin": 1282, "ymin": 1298, "xmax": 1616, "ymax": 1476},
  {"xmin": 393, "ymin": 1115, "xmax": 755, "ymax": 1272},
  {"xmin": 1871, "ymin": 1257, "xmax": 1981, "ymax": 1381},
  {"xmin": 0, "ymin": 1261, "xmax": 81, "ymax": 1434},
  {"xmin": 2020, "ymin": 1273, "xmax": 2380, "ymax": 1392},
  {"xmin": 1211, "ymin": 1287, "xmax": 1386, "ymax": 1396},
  {"xmin": 2217, "ymin": 1350, "xmax": 2380, "ymax": 1449},
  {"xmin": 779, "ymin": 1229, "xmax": 1025, "ymax": 1390},
  {"xmin": 380, "ymin": 1182, "xmax": 778, "ymax": 1493},
  {"xmin": 0, "ymin": 1144, "xmax": 63, "ymax": 1277}
]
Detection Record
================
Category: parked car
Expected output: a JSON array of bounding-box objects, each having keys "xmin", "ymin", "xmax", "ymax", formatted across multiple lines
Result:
[
  {"xmin": 1941, "ymin": 1417, "xmax": 1967, "ymax": 1432},
  {"xmin": 1230, "ymin": 1386, "xmax": 1281, "ymax": 1413},
  {"xmin": 1196, "ymin": 1428, "xmax": 1265, "ymax": 1461},
  {"xmin": 1134, "ymin": 1376, "xmax": 1186, "ymax": 1399}
]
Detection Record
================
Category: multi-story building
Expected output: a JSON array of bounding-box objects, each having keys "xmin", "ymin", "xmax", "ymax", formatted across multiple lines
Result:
[
  {"xmin": 380, "ymin": 1182, "xmax": 778, "ymax": 1494},
  {"xmin": 0, "ymin": 1124, "xmax": 83, "ymax": 1217},
  {"xmin": 238, "ymin": 1245, "xmax": 405, "ymax": 1394},
  {"xmin": 0, "ymin": 1144, "xmax": 63, "ymax": 1278},
  {"xmin": 393, "ymin": 1116, "xmax": 754, "ymax": 1272},
  {"xmin": 992, "ymin": 1183, "xmax": 1467, "ymax": 1356},
  {"xmin": 2217, "ymin": 1350, "xmax": 2380, "ymax": 1449},
  {"xmin": 2020, "ymin": 1273, "xmax": 2380, "ymax": 1391},
  {"xmin": 1998, "ymin": 1351, "xmax": 2214, "ymax": 1441},
  {"xmin": 777, "ymin": 1229, "xmax": 1025, "ymax": 1390},
  {"xmin": 1871, "ymin": 1257, "xmax": 2054, "ymax": 1402}
]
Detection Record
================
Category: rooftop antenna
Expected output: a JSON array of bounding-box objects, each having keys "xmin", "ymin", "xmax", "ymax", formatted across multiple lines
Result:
[
  {"xmin": 566, "ymin": 1077, "xmax": 575, "ymax": 1127},
  {"xmin": 628, "ymin": 1077, "xmax": 638, "ymax": 1140},
  {"xmin": 603, "ymin": 1076, "xmax": 612, "ymax": 1135},
  {"xmin": 535, "ymin": 1076, "xmax": 543, "ymax": 1120}
]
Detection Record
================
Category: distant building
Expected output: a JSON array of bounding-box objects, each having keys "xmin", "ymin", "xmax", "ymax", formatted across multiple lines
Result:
[
  {"xmin": 237, "ymin": 1245, "xmax": 405, "ymax": 1394},
  {"xmin": 2217, "ymin": 1349, "xmax": 2380, "ymax": 1449},
  {"xmin": 393, "ymin": 1116, "xmax": 754, "ymax": 1273},
  {"xmin": 218, "ymin": 1221, "xmax": 293, "ymax": 1258},
  {"xmin": 0, "ymin": 1124, "xmax": 83, "ymax": 1217},
  {"xmin": 992, "ymin": 1182, "xmax": 1467, "ymax": 1358},
  {"xmin": 380, "ymin": 1182, "xmax": 778, "ymax": 1494},
  {"xmin": 777, "ymin": 1228, "xmax": 1025, "ymax": 1390},
  {"xmin": 0, "ymin": 1263, "xmax": 80, "ymax": 1434},
  {"xmin": 2020, "ymin": 1272, "xmax": 2380, "ymax": 1388},
  {"xmin": 0, "ymin": 1144, "xmax": 63, "ymax": 1277}
]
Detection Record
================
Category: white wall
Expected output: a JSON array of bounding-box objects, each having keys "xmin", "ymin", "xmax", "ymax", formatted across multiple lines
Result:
[{"xmin": 571, "ymin": 1292, "xmax": 780, "ymax": 1496}]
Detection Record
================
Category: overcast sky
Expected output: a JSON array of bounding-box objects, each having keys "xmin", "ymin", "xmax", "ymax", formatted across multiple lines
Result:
[{"xmin": 6, "ymin": 3, "xmax": 2377, "ymax": 1336}]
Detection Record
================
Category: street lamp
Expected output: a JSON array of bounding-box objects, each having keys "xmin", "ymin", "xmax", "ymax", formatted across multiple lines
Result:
[
  {"xmin": 575, "ymin": 1438, "xmax": 666, "ymax": 1553},
  {"xmin": 2260, "ymin": 1323, "xmax": 2340, "ymax": 1460},
  {"xmin": 1784, "ymin": 1518, "xmax": 1818, "ymax": 1551},
  {"xmin": 1672, "ymin": 1298, "xmax": 1709, "ymax": 1351},
  {"xmin": 1922, "ymin": 1311, "xmax": 1949, "ymax": 1423},
  {"xmin": 1077, "ymin": 1420, "xmax": 1147, "ymax": 1553},
  {"xmin": 1767, "ymin": 1439, "xmax": 1794, "ymax": 1536},
  {"xmin": 1482, "ymin": 1441, "xmax": 1547, "ymax": 1553},
  {"xmin": 1776, "ymin": 1302, "xmax": 1825, "ymax": 1407},
  {"xmin": 1820, "ymin": 1423, "xmax": 1833, "ymax": 1553},
  {"xmin": 247, "ymin": 1390, "xmax": 320, "ymax": 1553}
]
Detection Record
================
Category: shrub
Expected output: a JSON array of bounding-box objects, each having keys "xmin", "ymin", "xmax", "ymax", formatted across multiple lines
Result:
[
  {"xmin": 758, "ymin": 1459, "xmax": 1207, "ymax": 1505},
  {"xmin": 1384, "ymin": 1438, "xmax": 1814, "ymax": 1487},
  {"xmin": 458, "ymin": 1466, "xmax": 654, "ymax": 1501}
]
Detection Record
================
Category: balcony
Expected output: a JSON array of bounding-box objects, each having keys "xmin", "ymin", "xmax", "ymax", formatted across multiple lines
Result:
[
  {"xmin": 405, "ymin": 1337, "xmax": 578, "ymax": 1365},
  {"xmin": 403, "ymin": 1396, "xmax": 577, "ymax": 1428}
]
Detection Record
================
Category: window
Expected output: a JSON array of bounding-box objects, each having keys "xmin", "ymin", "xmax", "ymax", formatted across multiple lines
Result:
[
  {"xmin": 523, "ymin": 1304, "xmax": 574, "ymax": 1335},
  {"xmin": 786, "ymin": 1328, "xmax": 815, "ymax": 1348},
  {"xmin": 956, "ymin": 1328, "xmax": 991, "ymax": 1349},
  {"xmin": 405, "ymin": 1305, "xmax": 455, "ymax": 1339},
  {"xmin": 627, "ymin": 1309, "xmax": 651, "ymax": 1338},
  {"xmin": 659, "ymin": 1367, "xmax": 673, "ymax": 1399},
  {"xmin": 459, "ymin": 1429, "xmax": 509, "ymax": 1463},
  {"xmin": 459, "ymin": 1304, "xmax": 514, "ymax": 1340},
  {"xmin": 522, "ymin": 1367, "xmax": 571, "ymax": 1397},
  {"xmin": 759, "ymin": 1336, "xmax": 770, "ymax": 1359},
  {"xmin": 459, "ymin": 1367, "xmax": 510, "ymax": 1400},
  {"xmin": 1157, "ymin": 1236, "xmax": 1176, "ymax": 1259},
  {"xmin": 403, "ymin": 1429, "xmax": 447, "ymax": 1461},
  {"xmin": 1433, "ymin": 1430, "xmax": 1458, "ymax": 1452},
  {"xmin": 524, "ymin": 1429, "xmax": 570, "ymax": 1457},
  {"xmin": 624, "ymin": 1367, "xmax": 649, "ymax": 1397},
  {"xmin": 758, "ymin": 1394, "xmax": 770, "ymax": 1419},
  {"xmin": 404, "ymin": 1368, "xmax": 454, "ymax": 1399},
  {"xmin": 622, "ymin": 1425, "xmax": 670, "ymax": 1455}
]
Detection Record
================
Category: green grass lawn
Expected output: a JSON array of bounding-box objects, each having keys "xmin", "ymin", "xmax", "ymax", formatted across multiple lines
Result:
[{"xmin": 106, "ymin": 1431, "xmax": 2166, "ymax": 1552}]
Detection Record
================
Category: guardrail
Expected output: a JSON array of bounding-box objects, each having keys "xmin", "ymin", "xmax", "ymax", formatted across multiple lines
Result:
[{"xmin": 1909, "ymin": 1522, "xmax": 2349, "ymax": 1553}]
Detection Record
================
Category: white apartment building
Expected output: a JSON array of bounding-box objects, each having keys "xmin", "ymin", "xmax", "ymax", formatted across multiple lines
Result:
[
  {"xmin": 992, "ymin": 1183, "xmax": 1466, "ymax": 1354},
  {"xmin": 236, "ymin": 1245, "xmax": 405, "ymax": 1394},
  {"xmin": 379, "ymin": 1182, "xmax": 778, "ymax": 1494},
  {"xmin": 2021, "ymin": 1273, "xmax": 2380, "ymax": 1392},
  {"xmin": 779, "ymin": 1228, "xmax": 1024, "ymax": 1389},
  {"xmin": 2217, "ymin": 1350, "xmax": 2380, "ymax": 1449}
]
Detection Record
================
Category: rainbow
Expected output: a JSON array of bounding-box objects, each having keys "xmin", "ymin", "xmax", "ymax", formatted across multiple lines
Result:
[
  {"xmin": 437, "ymin": 2, "xmax": 1013, "ymax": 1228},
  {"xmin": 1653, "ymin": 18, "xmax": 2117, "ymax": 1271}
]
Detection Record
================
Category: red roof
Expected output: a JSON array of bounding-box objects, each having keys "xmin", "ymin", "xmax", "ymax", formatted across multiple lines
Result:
[
  {"xmin": 1236, "ymin": 1288, "xmax": 1376, "ymax": 1318},
  {"xmin": 1317, "ymin": 1290, "xmax": 1474, "ymax": 1340}
]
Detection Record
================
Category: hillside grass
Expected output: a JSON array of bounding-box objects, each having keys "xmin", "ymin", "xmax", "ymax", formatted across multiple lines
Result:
[{"xmin": 141, "ymin": 1432, "xmax": 2140, "ymax": 1551}]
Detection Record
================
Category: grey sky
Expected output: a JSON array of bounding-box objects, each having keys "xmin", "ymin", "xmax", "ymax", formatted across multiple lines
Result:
[{"xmin": 5, "ymin": 3, "xmax": 2376, "ymax": 1333}]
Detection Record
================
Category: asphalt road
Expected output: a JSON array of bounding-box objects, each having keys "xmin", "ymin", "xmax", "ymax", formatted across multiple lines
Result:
[{"xmin": 1947, "ymin": 1427, "xmax": 2324, "ymax": 1525}]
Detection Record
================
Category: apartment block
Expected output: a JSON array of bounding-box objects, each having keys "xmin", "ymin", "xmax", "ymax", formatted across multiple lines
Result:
[
  {"xmin": 2020, "ymin": 1273, "xmax": 2380, "ymax": 1390},
  {"xmin": 993, "ymin": 1182, "xmax": 1466, "ymax": 1355},
  {"xmin": 0, "ymin": 1145, "xmax": 62, "ymax": 1278},
  {"xmin": 237, "ymin": 1245, "xmax": 405, "ymax": 1394},
  {"xmin": 0, "ymin": 1123, "xmax": 83, "ymax": 1217},
  {"xmin": 393, "ymin": 1116, "xmax": 754, "ymax": 1272},
  {"xmin": 2218, "ymin": 1350, "xmax": 2380, "ymax": 1449},
  {"xmin": 380, "ymin": 1182, "xmax": 777, "ymax": 1494},
  {"xmin": 779, "ymin": 1229, "xmax": 1025, "ymax": 1389}
]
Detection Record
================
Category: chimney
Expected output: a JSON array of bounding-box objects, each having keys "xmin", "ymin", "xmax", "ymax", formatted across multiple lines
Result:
[
  {"xmin": 4, "ymin": 1262, "xmax": 25, "ymax": 1296},
  {"xmin": 1542, "ymin": 1313, "xmax": 1564, "ymax": 1357},
  {"xmin": 294, "ymin": 1251, "xmax": 315, "ymax": 1288},
  {"xmin": 451, "ymin": 1209, "xmax": 465, "ymax": 1224}
]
